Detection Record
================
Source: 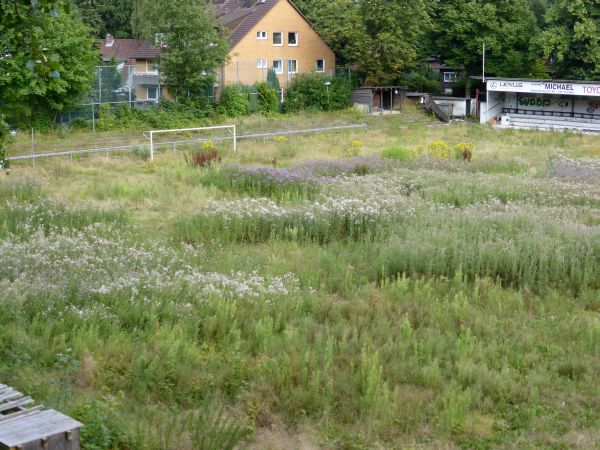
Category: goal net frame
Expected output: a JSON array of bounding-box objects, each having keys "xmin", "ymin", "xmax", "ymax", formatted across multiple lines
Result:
[{"xmin": 143, "ymin": 125, "xmax": 236, "ymax": 160}]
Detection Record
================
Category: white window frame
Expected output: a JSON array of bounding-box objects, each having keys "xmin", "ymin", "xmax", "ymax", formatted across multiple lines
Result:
[
  {"xmin": 147, "ymin": 85, "xmax": 159, "ymax": 100},
  {"xmin": 443, "ymin": 72, "xmax": 458, "ymax": 83},
  {"xmin": 288, "ymin": 32, "xmax": 298, "ymax": 46},
  {"xmin": 257, "ymin": 59, "xmax": 268, "ymax": 69},
  {"xmin": 146, "ymin": 59, "xmax": 158, "ymax": 74},
  {"xmin": 256, "ymin": 31, "xmax": 267, "ymax": 40},
  {"xmin": 315, "ymin": 59, "xmax": 325, "ymax": 73},
  {"xmin": 273, "ymin": 59, "xmax": 283, "ymax": 74},
  {"xmin": 273, "ymin": 31, "xmax": 283, "ymax": 46},
  {"xmin": 287, "ymin": 59, "xmax": 298, "ymax": 74}
]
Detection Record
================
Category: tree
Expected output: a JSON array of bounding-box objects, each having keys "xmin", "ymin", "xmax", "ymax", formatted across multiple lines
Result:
[
  {"xmin": 72, "ymin": 0, "xmax": 133, "ymax": 38},
  {"xmin": 433, "ymin": 0, "xmax": 541, "ymax": 96},
  {"xmin": 294, "ymin": 0, "xmax": 431, "ymax": 85},
  {"xmin": 0, "ymin": 115, "xmax": 9, "ymax": 171},
  {"xmin": 0, "ymin": 2, "xmax": 99, "ymax": 126},
  {"xmin": 132, "ymin": 0, "xmax": 229, "ymax": 99},
  {"xmin": 535, "ymin": 0, "xmax": 600, "ymax": 79}
]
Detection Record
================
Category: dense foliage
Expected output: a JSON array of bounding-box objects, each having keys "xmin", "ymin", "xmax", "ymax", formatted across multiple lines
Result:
[
  {"xmin": 285, "ymin": 74, "xmax": 352, "ymax": 113},
  {"xmin": 131, "ymin": 0, "xmax": 230, "ymax": 98},
  {"xmin": 72, "ymin": 0, "xmax": 133, "ymax": 38},
  {"xmin": 0, "ymin": 1, "xmax": 98, "ymax": 126}
]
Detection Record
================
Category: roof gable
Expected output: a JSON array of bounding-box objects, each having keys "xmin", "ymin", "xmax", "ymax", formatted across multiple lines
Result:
[
  {"xmin": 217, "ymin": 0, "xmax": 327, "ymax": 50},
  {"xmin": 99, "ymin": 38, "xmax": 161, "ymax": 62}
]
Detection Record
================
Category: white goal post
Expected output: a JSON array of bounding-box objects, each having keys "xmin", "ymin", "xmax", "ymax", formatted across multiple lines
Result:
[{"xmin": 143, "ymin": 125, "xmax": 236, "ymax": 160}]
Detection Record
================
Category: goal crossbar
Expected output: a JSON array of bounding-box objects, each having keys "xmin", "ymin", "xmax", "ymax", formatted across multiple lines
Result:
[{"xmin": 144, "ymin": 125, "xmax": 236, "ymax": 160}]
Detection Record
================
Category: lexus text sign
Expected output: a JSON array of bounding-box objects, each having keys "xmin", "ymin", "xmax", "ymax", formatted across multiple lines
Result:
[{"xmin": 487, "ymin": 79, "xmax": 600, "ymax": 97}]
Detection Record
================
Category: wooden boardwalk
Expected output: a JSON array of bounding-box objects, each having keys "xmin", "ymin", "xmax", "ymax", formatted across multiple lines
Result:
[{"xmin": 0, "ymin": 384, "xmax": 81, "ymax": 450}]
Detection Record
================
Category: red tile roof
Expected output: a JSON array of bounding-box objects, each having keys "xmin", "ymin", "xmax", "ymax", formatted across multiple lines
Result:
[{"xmin": 99, "ymin": 39, "xmax": 161, "ymax": 62}]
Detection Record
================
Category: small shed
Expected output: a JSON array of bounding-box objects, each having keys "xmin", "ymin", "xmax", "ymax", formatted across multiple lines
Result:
[
  {"xmin": 352, "ymin": 86, "xmax": 407, "ymax": 113},
  {"xmin": 0, "ymin": 384, "xmax": 82, "ymax": 450}
]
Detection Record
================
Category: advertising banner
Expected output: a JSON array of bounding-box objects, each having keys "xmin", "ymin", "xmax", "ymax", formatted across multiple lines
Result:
[{"xmin": 487, "ymin": 79, "xmax": 600, "ymax": 97}]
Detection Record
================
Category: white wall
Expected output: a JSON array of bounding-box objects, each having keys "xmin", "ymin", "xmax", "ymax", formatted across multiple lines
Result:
[
  {"xmin": 479, "ymin": 92, "xmax": 504, "ymax": 123},
  {"xmin": 432, "ymin": 97, "xmax": 468, "ymax": 117}
]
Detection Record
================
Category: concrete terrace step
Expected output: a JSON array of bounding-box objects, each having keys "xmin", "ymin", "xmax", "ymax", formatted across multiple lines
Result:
[{"xmin": 501, "ymin": 113, "xmax": 600, "ymax": 133}]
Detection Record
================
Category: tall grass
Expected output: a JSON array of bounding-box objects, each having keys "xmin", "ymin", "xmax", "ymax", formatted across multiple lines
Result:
[{"xmin": 1, "ymin": 115, "xmax": 599, "ymax": 448}]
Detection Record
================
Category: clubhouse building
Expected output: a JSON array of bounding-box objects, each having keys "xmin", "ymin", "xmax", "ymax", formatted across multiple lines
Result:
[{"xmin": 480, "ymin": 78, "xmax": 600, "ymax": 132}]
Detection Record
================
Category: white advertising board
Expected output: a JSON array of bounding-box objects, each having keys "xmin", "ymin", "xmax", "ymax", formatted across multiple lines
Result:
[{"xmin": 487, "ymin": 79, "xmax": 600, "ymax": 97}]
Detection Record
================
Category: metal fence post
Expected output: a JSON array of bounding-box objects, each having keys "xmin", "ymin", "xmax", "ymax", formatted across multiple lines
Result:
[
  {"xmin": 91, "ymin": 103, "xmax": 96, "ymax": 133},
  {"xmin": 233, "ymin": 126, "xmax": 237, "ymax": 154},
  {"xmin": 31, "ymin": 129, "xmax": 35, "ymax": 168}
]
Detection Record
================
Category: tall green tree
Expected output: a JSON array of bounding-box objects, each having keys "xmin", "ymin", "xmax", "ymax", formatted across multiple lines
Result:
[
  {"xmin": 132, "ymin": 0, "xmax": 229, "ymax": 99},
  {"xmin": 0, "ymin": 2, "xmax": 99, "ymax": 125},
  {"xmin": 72, "ymin": 0, "xmax": 133, "ymax": 38},
  {"xmin": 294, "ymin": 0, "xmax": 431, "ymax": 84},
  {"xmin": 433, "ymin": 0, "xmax": 541, "ymax": 95},
  {"xmin": 536, "ymin": 0, "xmax": 600, "ymax": 79}
]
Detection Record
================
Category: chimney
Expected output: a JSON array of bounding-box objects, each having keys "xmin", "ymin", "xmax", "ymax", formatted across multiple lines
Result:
[{"xmin": 105, "ymin": 34, "xmax": 114, "ymax": 47}]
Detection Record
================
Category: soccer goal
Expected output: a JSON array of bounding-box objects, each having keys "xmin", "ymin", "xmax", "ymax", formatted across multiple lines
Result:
[{"xmin": 143, "ymin": 125, "xmax": 236, "ymax": 160}]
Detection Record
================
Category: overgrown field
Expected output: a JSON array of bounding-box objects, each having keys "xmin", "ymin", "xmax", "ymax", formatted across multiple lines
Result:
[{"xmin": 1, "ymin": 111, "xmax": 599, "ymax": 449}]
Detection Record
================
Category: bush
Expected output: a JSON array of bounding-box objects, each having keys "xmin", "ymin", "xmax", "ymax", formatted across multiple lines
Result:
[
  {"xmin": 185, "ymin": 141, "xmax": 221, "ymax": 168},
  {"xmin": 454, "ymin": 143, "xmax": 474, "ymax": 161},
  {"xmin": 133, "ymin": 146, "xmax": 151, "ymax": 161},
  {"xmin": 266, "ymin": 68, "xmax": 281, "ymax": 91},
  {"xmin": 218, "ymin": 85, "xmax": 249, "ymax": 117},
  {"xmin": 428, "ymin": 140, "xmax": 451, "ymax": 158},
  {"xmin": 256, "ymin": 82, "xmax": 279, "ymax": 115},
  {"xmin": 381, "ymin": 147, "xmax": 417, "ymax": 161},
  {"xmin": 97, "ymin": 104, "xmax": 116, "ymax": 131},
  {"xmin": 0, "ymin": 115, "xmax": 10, "ymax": 171},
  {"xmin": 284, "ymin": 74, "xmax": 352, "ymax": 113}
]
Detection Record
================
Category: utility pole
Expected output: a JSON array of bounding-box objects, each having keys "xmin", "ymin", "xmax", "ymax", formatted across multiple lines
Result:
[{"xmin": 482, "ymin": 43, "xmax": 486, "ymax": 83}]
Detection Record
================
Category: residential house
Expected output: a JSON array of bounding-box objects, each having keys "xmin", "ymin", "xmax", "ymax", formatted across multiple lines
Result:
[
  {"xmin": 215, "ymin": 0, "xmax": 336, "ymax": 88},
  {"xmin": 99, "ymin": 34, "xmax": 168, "ymax": 102},
  {"xmin": 426, "ymin": 56, "xmax": 462, "ymax": 95}
]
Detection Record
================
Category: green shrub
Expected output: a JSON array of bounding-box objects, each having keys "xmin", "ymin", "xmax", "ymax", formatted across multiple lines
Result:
[
  {"xmin": 256, "ymin": 82, "xmax": 279, "ymax": 115},
  {"xmin": 70, "ymin": 117, "xmax": 89, "ymax": 129},
  {"xmin": 74, "ymin": 398, "xmax": 127, "ymax": 450},
  {"xmin": 454, "ymin": 143, "xmax": 474, "ymax": 161},
  {"xmin": 133, "ymin": 146, "xmax": 151, "ymax": 161},
  {"xmin": 0, "ymin": 115, "xmax": 9, "ymax": 171},
  {"xmin": 381, "ymin": 147, "xmax": 416, "ymax": 161},
  {"xmin": 97, "ymin": 104, "xmax": 116, "ymax": 131},
  {"xmin": 284, "ymin": 74, "xmax": 352, "ymax": 113},
  {"xmin": 266, "ymin": 68, "xmax": 281, "ymax": 91},
  {"xmin": 428, "ymin": 140, "xmax": 452, "ymax": 158},
  {"xmin": 218, "ymin": 85, "xmax": 249, "ymax": 117}
]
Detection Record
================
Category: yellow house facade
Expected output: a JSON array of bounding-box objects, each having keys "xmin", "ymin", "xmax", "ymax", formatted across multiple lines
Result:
[{"xmin": 217, "ymin": 0, "xmax": 336, "ymax": 88}]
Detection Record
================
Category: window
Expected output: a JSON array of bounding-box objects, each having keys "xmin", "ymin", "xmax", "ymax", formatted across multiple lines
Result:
[
  {"xmin": 273, "ymin": 59, "xmax": 283, "ymax": 74},
  {"xmin": 146, "ymin": 60, "xmax": 157, "ymax": 73},
  {"xmin": 287, "ymin": 59, "xmax": 298, "ymax": 74},
  {"xmin": 315, "ymin": 59, "xmax": 325, "ymax": 73},
  {"xmin": 288, "ymin": 32, "xmax": 298, "ymax": 46},
  {"xmin": 147, "ymin": 86, "xmax": 158, "ymax": 100},
  {"xmin": 273, "ymin": 32, "xmax": 282, "ymax": 46},
  {"xmin": 257, "ymin": 59, "xmax": 268, "ymax": 69},
  {"xmin": 443, "ymin": 72, "xmax": 459, "ymax": 82},
  {"xmin": 256, "ymin": 31, "xmax": 267, "ymax": 40}
]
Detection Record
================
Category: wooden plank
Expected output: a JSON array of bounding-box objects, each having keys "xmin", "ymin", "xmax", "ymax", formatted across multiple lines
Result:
[
  {"xmin": 0, "ymin": 405, "xmax": 44, "ymax": 423},
  {"xmin": 0, "ymin": 391, "xmax": 22, "ymax": 402},
  {"xmin": 0, "ymin": 397, "xmax": 33, "ymax": 413},
  {"xmin": 0, "ymin": 410, "xmax": 82, "ymax": 446}
]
